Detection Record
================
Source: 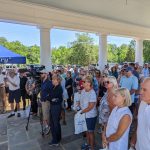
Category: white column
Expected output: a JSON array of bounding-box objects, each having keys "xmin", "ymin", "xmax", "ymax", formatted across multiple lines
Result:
[
  {"xmin": 135, "ymin": 38, "xmax": 143, "ymax": 66},
  {"xmin": 39, "ymin": 27, "xmax": 52, "ymax": 71},
  {"xmin": 98, "ymin": 34, "xmax": 107, "ymax": 71}
]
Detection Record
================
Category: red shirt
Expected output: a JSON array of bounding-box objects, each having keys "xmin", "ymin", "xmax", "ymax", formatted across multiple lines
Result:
[{"xmin": 79, "ymin": 80, "xmax": 84, "ymax": 90}]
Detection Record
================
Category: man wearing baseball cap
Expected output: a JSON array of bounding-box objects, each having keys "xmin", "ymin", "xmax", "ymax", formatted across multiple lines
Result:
[
  {"xmin": 119, "ymin": 66, "xmax": 138, "ymax": 113},
  {"xmin": 40, "ymin": 69, "xmax": 53, "ymax": 135}
]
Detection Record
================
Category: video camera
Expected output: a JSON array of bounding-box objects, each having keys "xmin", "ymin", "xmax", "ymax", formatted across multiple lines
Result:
[
  {"xmin": 19, "ymin": 65, "xmax": 45, "ymax": 79},
  {"xmin": 19, "ymin": 65, "xmax": 45, "ymax": 89}
]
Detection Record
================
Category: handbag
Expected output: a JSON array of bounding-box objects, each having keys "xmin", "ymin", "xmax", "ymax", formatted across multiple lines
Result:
[{"xmin": 74, "ymin": 110, "xmax": 87, "ymax": 134}]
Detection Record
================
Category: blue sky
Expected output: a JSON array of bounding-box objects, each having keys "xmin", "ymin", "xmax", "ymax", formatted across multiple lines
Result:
[{"xmin": 0, "ymin": 22, "xmax": 132, "ymax": 48}]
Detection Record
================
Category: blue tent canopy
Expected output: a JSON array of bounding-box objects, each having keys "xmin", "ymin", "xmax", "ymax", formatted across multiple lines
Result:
[{"xmin": 0, "ymin": 45, "xmax": 26, "ymax": 64}]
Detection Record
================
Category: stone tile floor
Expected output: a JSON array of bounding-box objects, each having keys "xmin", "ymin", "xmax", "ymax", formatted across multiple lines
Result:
[{"xmin": 0, "ymin": 107, "xmax": 102, "ymax": 150}]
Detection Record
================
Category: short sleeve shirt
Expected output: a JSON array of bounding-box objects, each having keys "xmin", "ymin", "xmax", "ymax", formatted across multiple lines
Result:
[
  {"xmin": 120, "ymin": 75, "xmax": 138, "ymax": 103},
  {"xmin": 136, "ymin": 101, "xmax": 150, "ymax": 150},
  {"xmin": 7, "ymin": 75, "xmax": 20, "ymax": 91},
  {"xmin": 99, "ymin": 93, "xmax": 110, "ymax": 124},
  {"xmin": 80, "ymin": 89, "xmax": 97, "ymax": 118}
]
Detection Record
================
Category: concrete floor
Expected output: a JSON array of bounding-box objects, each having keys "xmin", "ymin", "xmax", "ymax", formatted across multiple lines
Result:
[{"xmin": 0, "ymin": 107, "xmax": 102, "ymax": 150}]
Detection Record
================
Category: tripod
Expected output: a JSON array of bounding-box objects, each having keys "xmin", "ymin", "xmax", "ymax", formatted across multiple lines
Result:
[{"xmin": 25, "ymin": 97, "xmax": 44, "ymax": 137}]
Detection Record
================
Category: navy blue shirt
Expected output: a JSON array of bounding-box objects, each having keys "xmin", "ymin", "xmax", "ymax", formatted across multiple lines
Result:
[
  {"xmin": 40, "ymin": 79, "xmax": 53, "ymax": 102},
  {"xmin": 50, "ymin": 84, "xmax": 63, "ymax": 105}
]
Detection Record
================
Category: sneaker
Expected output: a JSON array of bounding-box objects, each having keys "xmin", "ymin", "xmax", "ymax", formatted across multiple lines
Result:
[
  {"xmin": 2, "ymin": 110, "xmax": 7, "ymax": 114},
  {"xmin": 14, "ymin": 107, "xmax": 17, "ymax": 112},
  {"xmin": 32, "ymin": 113, "xmax": 37, "ymax": 116},
  {"xmin": 48, "ymin": 142, "xmax": 59, "ymax": 147},
  {"xmin": 97, "ymin": 127, "xmax": 103, "ymax": 134},
  {"xmin": 7, "ymin": 113, "xmax": 15, "ymax": 118},
  {"xmin": 44, "ymin": 126, "xmax": 50, "ymax": 135},
  {"xmin": 67, "ymin": 108, "xmax": 71, "ymax": 112},
  {"xmin": 81, "ymin": 143, "xmax": 89, "ymax": 150},
  {"xmin": 17, "ymin": 113, "xmax": 21, "ymax": 117}
]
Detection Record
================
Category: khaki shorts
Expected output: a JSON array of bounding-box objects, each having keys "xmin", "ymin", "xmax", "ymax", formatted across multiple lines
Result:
[
  {"xmin": 0, "ymin": 87, "xmax": 5, "ymax": 100},
  {"xmin": 0, "ymin": 87, "xmax": 5, "ymax": 111},
  {"xmin": 41, "ymin": 101, "xmax": 50, "ymax": 122}
]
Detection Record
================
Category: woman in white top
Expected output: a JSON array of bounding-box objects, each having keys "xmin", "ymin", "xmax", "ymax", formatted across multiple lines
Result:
[
  {"xmin": 103, "ymin": 88, "xmax": 132, "ymax": 150},
  {"xmin": 80, "ymin": 75, "xmax": 97, "ymax": 150}
]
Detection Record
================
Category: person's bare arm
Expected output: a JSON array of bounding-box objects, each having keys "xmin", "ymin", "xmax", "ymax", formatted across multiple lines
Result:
[
  {"xmin": 130, "ymin": 89, "xmax": 136, "ymax": 95},
  {"xmin": 81, "ymin": 102, "xmax": 96, "ymax": 113},
  {"xmin": 0, "ymin": 83, "xmax": 4, "ymax": 86},
  {"xmin": 30, "ymin": 83, "xmax": 35, "ymax": 91},
  {"xmin": 107, "ymin": 115, "xmax": 131, "ymax": 142},
  {"xmin": 25, "ymin": 82, "xmax": 28, "ymax": 92}
]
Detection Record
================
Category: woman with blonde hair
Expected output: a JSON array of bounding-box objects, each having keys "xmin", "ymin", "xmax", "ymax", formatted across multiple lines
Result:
[
  {"xmin": 80, "ymin": 75, "xmax": 97, "ymax": 150},
  {"xmin": 99, "ymin": 76, "xmax": 118, "ymax": 142},
  {"xmin": 99, "ymin": 76, "xmax": 118, "ymax": 126},
  {"xmin": 103, "ymin": 88, "xmax": 132, "ymax": 150},
  {"xmin": 48, "ymin": 74, "xmax": 63, "ymax": 146}
]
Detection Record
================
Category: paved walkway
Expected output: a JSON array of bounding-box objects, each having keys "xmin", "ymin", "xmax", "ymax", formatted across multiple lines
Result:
[{"xmin": 0, "ymin": 107, "xmax": 102, "ymax": 150}]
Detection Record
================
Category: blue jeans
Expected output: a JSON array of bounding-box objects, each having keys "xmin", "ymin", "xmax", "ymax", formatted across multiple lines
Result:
[{"xmin": 50, "ymin": 104, "xmax": 62, "ymax": 144}]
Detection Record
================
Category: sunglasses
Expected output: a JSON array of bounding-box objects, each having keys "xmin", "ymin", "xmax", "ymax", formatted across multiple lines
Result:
[
  {"xmin": 83, "ymin": 80, "xmax": 90, "ymax": 83},
  {"xmin": 104, "ymin": 81, "xmax": 111, "ymax": 84}
]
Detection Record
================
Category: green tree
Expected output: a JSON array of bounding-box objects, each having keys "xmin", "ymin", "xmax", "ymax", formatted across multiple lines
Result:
[
  {"xmin": 0, "ymin": 37, "xmax": 7, "ymax": 46},
  {"xmin": 69, "ymin": 33, "xmax": 97, "ymax": 66},
  {"xmin": 125, "ymin": 40, "xmax": 135, "ymax": 62},
  {"xmin": 143, "ymin": 40, "xmax": 150, "ymax": 63}
]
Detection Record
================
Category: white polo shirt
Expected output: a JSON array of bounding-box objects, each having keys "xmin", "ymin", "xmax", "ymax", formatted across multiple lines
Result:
[
  {"xmin": 7, "ymin": 75, "xmax": 20, "ymax": 91},
  {"xmin": 136, "ymin": 101, "xmax": 150, "ymax": 150}
]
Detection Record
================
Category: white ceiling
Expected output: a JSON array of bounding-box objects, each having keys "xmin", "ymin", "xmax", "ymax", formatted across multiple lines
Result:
[{"xmin": 19, "ymin": 0, "xmax": 150, "ymax": 28}]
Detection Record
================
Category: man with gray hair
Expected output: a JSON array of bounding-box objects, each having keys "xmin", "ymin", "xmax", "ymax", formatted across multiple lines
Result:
[
  {"xmin": 7, "ymin": 69, "xmax": 21, "ymax": 118},
  {"xmin": 135, "ymin": 77, "xmax": 150, "ymax": 150}
]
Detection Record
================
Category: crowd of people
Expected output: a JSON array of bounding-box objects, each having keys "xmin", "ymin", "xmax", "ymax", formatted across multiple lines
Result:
[{"xmin": 0, "ymin": 62, "xmax": 150, "ymax": 150}]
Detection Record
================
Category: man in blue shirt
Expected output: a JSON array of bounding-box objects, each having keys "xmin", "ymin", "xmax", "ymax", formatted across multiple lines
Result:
[
  {"xmin": 119, "ymin": 67, "xmax": 138, "ymax": 113},
  {"xmin": 142, "ymin": 63, "xmax": 149, "ymax": 77},
  {"xmin": 40, "ymin": 69, "xmax": 53, "ymax": 135}
]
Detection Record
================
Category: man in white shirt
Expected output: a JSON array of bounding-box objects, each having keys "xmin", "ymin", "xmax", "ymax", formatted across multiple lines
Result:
[
  {"xmin": 7, "ymin": 69, "xmax": 21, "ymax": 118},
  {"xmin": 134, "ymin": 77, "xmax": 150, "ymax": 150},
  {"xmin": 0, "ymin": 67, "xmax": 6, "ymax": 113}
]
